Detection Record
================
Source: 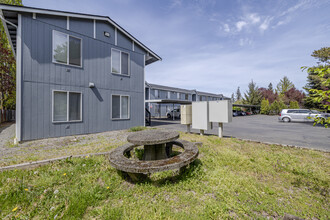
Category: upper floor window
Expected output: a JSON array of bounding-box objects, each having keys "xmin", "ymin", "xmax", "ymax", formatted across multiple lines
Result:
[
  {"xmin": 111, "ymin": 48, "xmax": 130, "ymax": 75},
  {"xmin": 53, "ymin": 30, "xmax": 82, "ymax": 67},
  {"xmin": 154, "ymin": 90, "xmax": 159, "ymax": 98},
  {"xmin": 177, "ymin": 92, "xmax": 180, "ymax": 99},
  {"xmin": 185, "ymin": 94, "xmax": 188, "ymax": 100}
]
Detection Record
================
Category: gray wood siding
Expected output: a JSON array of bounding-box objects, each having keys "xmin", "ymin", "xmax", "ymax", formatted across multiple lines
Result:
[
  {"xmin": 36, "ymin": 14, "xmax": 67, "ymax": 29},
  {"xmin": 20, "ymin": 14, "xmax": 145, "ymax": 141},
  {"xmin": 70, "ymin": 17, "xmax": 94, "ymax": 38},
  {"xmin": 96, "ymin": 20, "xmax": 115, "ymax": 44},
  {"xmin": 117, "ymin": 31, "xmax": 132, "ymax": 51}
]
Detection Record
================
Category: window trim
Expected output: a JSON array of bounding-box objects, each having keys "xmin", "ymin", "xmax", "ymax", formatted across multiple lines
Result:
[
  {"xmin": 111, "ymin": 94, "xmax": 130, "ymax": 120},
  {"xmin": 52, "ymin": 90, "xmax": 83, "ymax": 123},
  {"xmin": 111, "ymin": 48, "xmax": 130, "ymax": 76},
  {"xmin": 52, "ymin": 30, "xmax": 83, "ymax": 68}
]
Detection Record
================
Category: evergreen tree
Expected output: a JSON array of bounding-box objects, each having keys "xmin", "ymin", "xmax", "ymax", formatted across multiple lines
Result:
[
  {"xmin": 236, "ymin": 87, "xmax": 242, "ymax": 101},
  {"xmin": 304, "ymin": 47, "xmax": 330, "ymax": 110},
  {"xmin": 276, "ymin": 76, "xmax": 294, "ymax": 94},
  {"xmin": 231, "ymin": 93, "xmax": 235, "ymax": 102},
  {"xmin": 243, "ymin": 80, "xmax": 262, "ymax": 105},
  {"xmin": 270, "ymin": 100, "xmax": 280, "ymax": 115},
  {"xmin": 311, "ymin": 47, "xmax": 330, "ymax": 64},
  {"xmin": 268, "ymin": 83, "xmax": 273, "ymax": 92}
]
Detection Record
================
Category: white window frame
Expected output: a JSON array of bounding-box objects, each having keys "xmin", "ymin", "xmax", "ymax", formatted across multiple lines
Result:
[
  {"xmin": 111, "ymin": 48, "xmax": 130, "ymax": 76},
  {"xmin": 177, "ymin": 92, "xmax": 180, "ymax": 99},
  {"xmin": 52, "ymin": 30, "xmax": 83, "ymax": 68},
  {"xmin": 111, "ymin": 94, "xmax": 130, "ymax": 120},
  {"xmin": 52, "ymin": 90, "xmax": 83, "ymax": 123}
]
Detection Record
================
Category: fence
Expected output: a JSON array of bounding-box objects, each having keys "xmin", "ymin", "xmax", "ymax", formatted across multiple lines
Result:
[{"xmin": 0, "ymin": 110, "xmax": 15, "ymax": 123}]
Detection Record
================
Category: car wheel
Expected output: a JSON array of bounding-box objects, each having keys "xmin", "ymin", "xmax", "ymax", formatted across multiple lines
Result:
[
  {"xmin": 167, "ymin": 114, "xmax": 171, "ymax": 119},
  {"xmin": 283, "ymin": 117, "xmax": 290, "ymax": 123}
]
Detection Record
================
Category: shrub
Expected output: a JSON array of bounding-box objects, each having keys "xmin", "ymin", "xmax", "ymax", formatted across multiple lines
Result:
[
  {"xmin": 289, "ymin": 101, "xmax": 300, "ymax": 109},
  {"xmin": 128, "ymin": 126, "xmax": 146, "ymax": 132},
  {"xmin": 260, "ymin": 99, "xmax": 270, "ymax": 114}
]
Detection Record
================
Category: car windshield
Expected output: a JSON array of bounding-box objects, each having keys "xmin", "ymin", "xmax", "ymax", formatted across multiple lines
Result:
[{"xmin": 311, "ymin": 110, "xmax": 320, "ymax": 114}]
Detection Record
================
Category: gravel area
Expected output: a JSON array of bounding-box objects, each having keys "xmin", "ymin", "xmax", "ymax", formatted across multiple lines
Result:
[{"xmin": 0, "ymin": 123, "xmax": 130, "ymax": 167}]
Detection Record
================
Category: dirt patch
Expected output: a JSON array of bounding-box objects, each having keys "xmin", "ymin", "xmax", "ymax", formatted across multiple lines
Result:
[{"xmin": 0, "ymin": 127, "xmax": 130, "ymax": 167}]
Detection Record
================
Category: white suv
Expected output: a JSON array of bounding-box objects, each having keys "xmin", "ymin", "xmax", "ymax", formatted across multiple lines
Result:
[{"xmin": 278, "ymin": 109, "xmax": 327, "ymax": 122}]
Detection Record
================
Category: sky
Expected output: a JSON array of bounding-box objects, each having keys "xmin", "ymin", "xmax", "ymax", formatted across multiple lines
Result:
[{"xmin": 24, "ymin": 0, "xmax": 330, "ymax": 97}]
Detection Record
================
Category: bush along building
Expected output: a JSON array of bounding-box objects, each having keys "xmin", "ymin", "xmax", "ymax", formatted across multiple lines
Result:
[
  {"xmin": 145, "ymin": 82, "xmax": 229, "ymax": 118},
  {"xmin": 0, "ymin": 4, "xmax": 161, "ymax": 142}
]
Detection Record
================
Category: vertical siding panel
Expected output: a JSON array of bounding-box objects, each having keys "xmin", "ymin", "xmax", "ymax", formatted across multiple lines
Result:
[
  {"xmin": 37, "ymin": 83, "xmax": 44, "ymax": 139},
  {"xmin": 23, "ymin": 15, "xmax": 32, "ymax": 82},
  {"xmin": 31, "ymin": 19, "xmax": 38, "ymax": 82},
  {"xmin": 31, "ymin": 82, "xmax": 38, "ymax": 139},
  {"xmin": 43, "ymin": 84, "xmax": 50, "ymax": 138},
  {"xmin": 22, "ymin": 83, "xmax": 31, "ymax": 140}
]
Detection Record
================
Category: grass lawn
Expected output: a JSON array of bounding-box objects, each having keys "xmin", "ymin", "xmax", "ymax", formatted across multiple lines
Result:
[{"xmin": 0, "ymin": 133, "xmax": 329, "ymax": 219}]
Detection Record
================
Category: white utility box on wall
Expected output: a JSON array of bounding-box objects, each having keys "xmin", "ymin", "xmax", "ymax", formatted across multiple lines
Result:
[
  {"xmin": 209, "ymin": 100, "xmax": 232, "ymax": 123},
  {"xmin": 181, "ymin": 105, "xmax": 192, "ymax": 125},
  {"xmin": 192, "ymin": 101, "xmax": 210, "ymax": 134}
]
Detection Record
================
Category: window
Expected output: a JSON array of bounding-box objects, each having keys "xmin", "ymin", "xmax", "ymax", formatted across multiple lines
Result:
[
  {"xmin": 111, "ymin": 48, "xmax": 130, "ymax": 75},
  {"xmin": 185, "ymin": 94, "xmax": 189, "ymax": 100},
  {"xmin": 53, "ymin": 91, "xmax": 82, "ymax": 122},
  {"xmin": 167, "ymin": 91, "xmax": 170, "ymax": 99},
  {"xmin": 298, "ymin": 110, "xmax": 310, "ymax": 114},
  {"xmin": 154, "ymin": 90, "xmax": 159, "ymax": 98},
  {"xmin": 112, "ymin": 95, "xmax": 130, "ymax": 119},
  {"xmin": 53, "ymin": 31, "xmax": 82, "ymax": 67},
  {"xmin": 177, "ymin": 93, "xmax": 180, "ymax": 99}
]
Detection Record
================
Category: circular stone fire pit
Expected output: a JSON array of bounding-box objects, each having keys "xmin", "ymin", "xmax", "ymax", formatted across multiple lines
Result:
[{"xmin": 109, "ymin": 129, "xmax": 200, "ymax": 181}]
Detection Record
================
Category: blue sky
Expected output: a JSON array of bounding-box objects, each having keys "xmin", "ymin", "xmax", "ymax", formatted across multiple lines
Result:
[{"xmin": 24, "ymin": 0, "xmax": 330, "ymax": 97}]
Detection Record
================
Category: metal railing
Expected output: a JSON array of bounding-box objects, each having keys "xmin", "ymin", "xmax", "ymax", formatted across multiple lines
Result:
[{"xmin": 145, "ymin": 108, "xmax": 151, "ymax": 126}]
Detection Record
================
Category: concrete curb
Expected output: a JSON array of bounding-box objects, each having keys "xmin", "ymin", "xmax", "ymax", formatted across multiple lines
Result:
[{"xmin": 0, "ymin": 151, "xmax": 112, "ymax": 172}]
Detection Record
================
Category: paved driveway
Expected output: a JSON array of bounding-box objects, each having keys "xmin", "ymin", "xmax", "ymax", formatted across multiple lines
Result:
[{"xmin": 151, "ymin": 115, "xmax": 330, "ymax": 152}]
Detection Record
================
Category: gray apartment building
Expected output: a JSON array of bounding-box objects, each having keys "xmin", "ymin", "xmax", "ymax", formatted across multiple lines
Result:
[
  {"xmin": 0, "ymin": 4, "xmax": 161, "ymax": 141},
  {"xmin": 145, "ymin": 82, "xmax": 229, "ymax": 118}
]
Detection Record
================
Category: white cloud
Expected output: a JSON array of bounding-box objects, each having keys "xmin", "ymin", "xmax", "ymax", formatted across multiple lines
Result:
[
  {"xmin": 223, "ymin": 24, "xmax": 230, "ymax": 32},
  {"xmin": 236, "ymin": 21, "xmax": 247, "ymax": 31},
  {"xmin": 248, "ymin": 13, "xmax": 260, "ymax": 24},
  {"xmin": 259, "ymin": 17, "xmax": 273, "ymax": 31}
]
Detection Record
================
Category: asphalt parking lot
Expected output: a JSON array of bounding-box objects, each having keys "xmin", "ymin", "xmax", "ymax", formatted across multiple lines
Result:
[{"xmin": 151, "ymin": 115, "xmax": 330, "ymax": 152}]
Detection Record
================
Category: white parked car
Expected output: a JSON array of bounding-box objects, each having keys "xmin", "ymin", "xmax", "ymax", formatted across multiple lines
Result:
[
  {"xmin": 278, "ymin": 109, "xmax": 328, "ymax": 122},
  {"xmin": 166, "ymin": 109, "xmax": 180, "ymax": 119}
]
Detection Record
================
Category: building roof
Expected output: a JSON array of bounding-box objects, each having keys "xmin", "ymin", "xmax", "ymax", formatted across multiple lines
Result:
[
  {"xmin": 0, "ymin": 4, "xmax": 161, "ymax": 65},
  {"xmin": 146, "ymin": 82, "xmax": 194, "ymax": 94},
  {"xmin": 145, "ymin": 82, "xmax": 230, "ymax": 99}
]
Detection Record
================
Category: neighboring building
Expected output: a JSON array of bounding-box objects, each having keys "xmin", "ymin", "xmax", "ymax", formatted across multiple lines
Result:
[
  {"xmin": 0, "ymin": 4, "xmax": 161, "ymax": 141},
  {"xmin": 145, "ymin": 82, "xmax": 229, "ymax": 118}
]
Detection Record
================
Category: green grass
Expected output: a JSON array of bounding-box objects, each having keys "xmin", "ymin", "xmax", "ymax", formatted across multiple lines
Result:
[
  {"xmin": 128, "ymin": 126, "xmax": 147, "ymax": 132},
  {"xmin": 0, "ymin": 133, "xmax": 329, "ymax": 219}
]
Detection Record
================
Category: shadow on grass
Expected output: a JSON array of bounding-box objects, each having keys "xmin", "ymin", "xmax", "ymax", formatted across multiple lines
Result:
[{"xmin": 116, "ymin": 159, "xmax": 204, "ymax": 186}]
